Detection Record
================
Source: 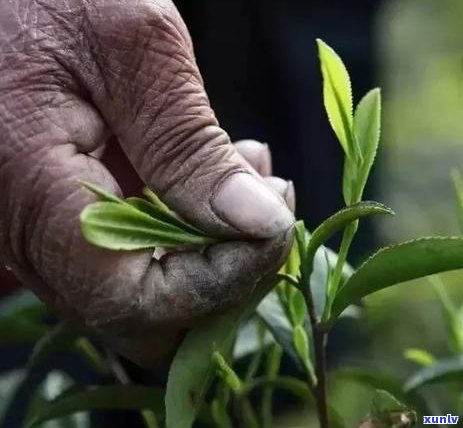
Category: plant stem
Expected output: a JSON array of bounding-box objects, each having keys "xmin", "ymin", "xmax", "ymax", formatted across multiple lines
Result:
[
  {"xmin": 313, "ymin": 330, "xmax": 329, "ymax": 428},
  {"xmin": 330, "ymin": 221, "xmax": 357, "ymax": 295},
  {"xmin": 323, "ymin": 221, "xmax": 358, "ymax": 321}
]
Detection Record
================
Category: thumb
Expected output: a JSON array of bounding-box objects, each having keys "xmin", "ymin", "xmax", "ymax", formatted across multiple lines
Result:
[{"xmin": 78, "ymin": 1, "xmax": 294, "ymax": 237}]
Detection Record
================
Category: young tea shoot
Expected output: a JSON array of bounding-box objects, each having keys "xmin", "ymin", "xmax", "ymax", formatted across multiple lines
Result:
[{"xmin": 80, "ymin": 181, "xmax": 216, "ymax": 251}]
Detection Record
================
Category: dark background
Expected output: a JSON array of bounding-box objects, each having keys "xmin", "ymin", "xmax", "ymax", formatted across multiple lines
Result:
[{"xmin": 176, "ymin": 0, "xmax": 379, "ymax": 232}]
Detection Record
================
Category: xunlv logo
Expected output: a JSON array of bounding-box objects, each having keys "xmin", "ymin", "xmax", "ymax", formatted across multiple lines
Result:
[{"xmin": 423, "ymin": 415, "xmax": 459, "ymax": 425}]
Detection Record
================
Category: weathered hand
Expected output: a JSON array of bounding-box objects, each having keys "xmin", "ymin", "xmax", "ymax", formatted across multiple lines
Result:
[{"xmin": 0, "ymin": 0, "xmax": 294, "ymax": 365}]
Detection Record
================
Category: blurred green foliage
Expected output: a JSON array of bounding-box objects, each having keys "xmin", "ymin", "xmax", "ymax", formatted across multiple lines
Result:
[
  {"xmin": 378, "ymin": 0, "xmax": 463, "ymax": 240},
  {"xmin": 329, "ymin": 0, "xmax": 463, "ymax": 423}
]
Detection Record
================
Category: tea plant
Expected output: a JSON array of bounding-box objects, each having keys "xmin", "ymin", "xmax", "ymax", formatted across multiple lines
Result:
[{"xmin": 3, "ymin": 39, "xmax": 463, "ymax": 428}]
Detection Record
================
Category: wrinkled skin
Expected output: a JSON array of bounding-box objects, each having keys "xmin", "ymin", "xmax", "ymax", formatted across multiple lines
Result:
[{"xmin": 0, "ymin": 0, "xmax": 295, "ymax": 366}]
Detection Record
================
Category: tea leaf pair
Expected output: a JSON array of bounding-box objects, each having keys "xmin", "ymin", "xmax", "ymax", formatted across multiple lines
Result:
[
  {"xmin": 328, "ymin": 237, "xmax": 463, "ymax": 324},
  {"xmin": 80, "ymin": 182, "xmax": 215, "ymax": 251},
  {"xmin": 317, "ymin": 39, "xmax": 381, "ymax": 205}
]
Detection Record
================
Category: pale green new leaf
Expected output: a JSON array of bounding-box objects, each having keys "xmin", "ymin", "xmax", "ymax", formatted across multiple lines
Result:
[
  {"xmin": 342, "ymin": 157, "xmax": 356, "ymax": 205},
  {"xmin": 212, "ymin": 352, "xmax": 242, "ymax": 393},
  {"xmin": 353, "ymin": 88, "xmax": 381, "ymax": 200},
  {"xmin": 291, "ymin": 291, "xmax": 307, "ymax": 327},
  {"xmin": 317, "ymin": 39, "xmax": 354, "ymax": 157},
  {"xmin": 404, "ymin": 348, "xmax": 436, "ymax": 367},
  {"xmin": 81, "ymin": 202, "xmax": 214, "ymax": 250},
  {"xmin": 126, "ymin": 197, "xmax": 204, "ymax": 236},
  {"xmin": 329, "ymin": 237, "xmax": 463, "ymax": 323},
  {"xmin": 143, "ymin": 188, "xmax": 171, "ymax": 213},
  {"xmin": 81, "ymin": 183, "xmax": 214, "ymax": 251},
  {"xmin": 293, "ymin": 325, "xmax": 310, "ymax": 365}
]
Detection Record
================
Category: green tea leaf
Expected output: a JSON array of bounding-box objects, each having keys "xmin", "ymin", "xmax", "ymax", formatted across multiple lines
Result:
[
  {"xmin": 293, "ymin": 220, "xmax": 308, "ymax": 289},
  {"xmin": 329, "ymin": 406, "xmax": 347, "ymax": 428},
  {"xmin": 282, "ymin": 227, "xmax": 302, "ymax": 278},
  {"xmin": 329, "ymin": 237, "xmax": 463, "ymax": 323},
  {"xmin": 342, "ymin": 157, "xmax": 357, "ymax": 205},
  {"xmin": 404, "ymin": 348, "xmax": 436, "ymax": 367},
  {"xmin": 143, "ymin": 188, "xmax": 171, "ymax": 213},
  {"xmin": 125, "ymin": 197, "xmax": 171, "ymax": 220},
  {"xmin": 27, "ymin": 386, "xmax": 164, "ymax": 427},
  {"xmin": 307, "ymin": 202, "xmax": 394, "ymax": 266},
  {"xmin": 311, "ymin": 245, "xmax": 354, "ymax": 317},
  {"xmin": 165, "ymin": 279, "xmax": 275, "ymax": 428},
  {"xmin": 291, "ymin": 291, "xmax": 307, "ymax": 326},
  {"xmin": 277, "ymin": 235, "xmax": 302, "ymax": 323},
  {"xmin": 429, "ymin": 276, "xmax": 463, "ymax": 353},
  {"xmin": 293, "ymin": 325, "xmax": 310, "ymax": 365},
  {"xmin": 317, "ymin": 39, "xmax": 354, "ymax": 157},
  {"xmin": 404, "ymin": 355, "xmax": 463, "ymax": 392},
  {"xmin": 371, "ymin": 390, "xmax": 407, "ymax": 415},
  {"xmin": 293, "ymin": 325, "xmax": 315, "ymax": 384},
  {"xmin": 81, "ymin": 202, "xmax": 214, "ymax": 250},
  {"xmin": 360, "ymin": 390, "xmax": 417, "ymax": 428},
  {"xmin": 126, "ymin": 197, "xmax": 205, "ymax": 236},
  {"xmin": 212, "ymin": 352, "xmax": 242, "ymax": 392},
  {"xmin": 81, "ymin": 181, "xmax": 124, "ymax": 203},
  {"xmin": 257, "ymin": 292, "xmax": 300, "ymax": 366},
  {"xmin": 354, "ymin": 88, "xmax": 381, "ymax": 200},
  {"xmin": 81, "ymin": 183, "xmax": 214, "ymax": 251},
  {"xmin": 141, "ymin": 410, "xmax": 159, "ymax": 428},
  {"xmin": 294, "ymin": 220, "xmax": 309, "ymax": 260}
]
